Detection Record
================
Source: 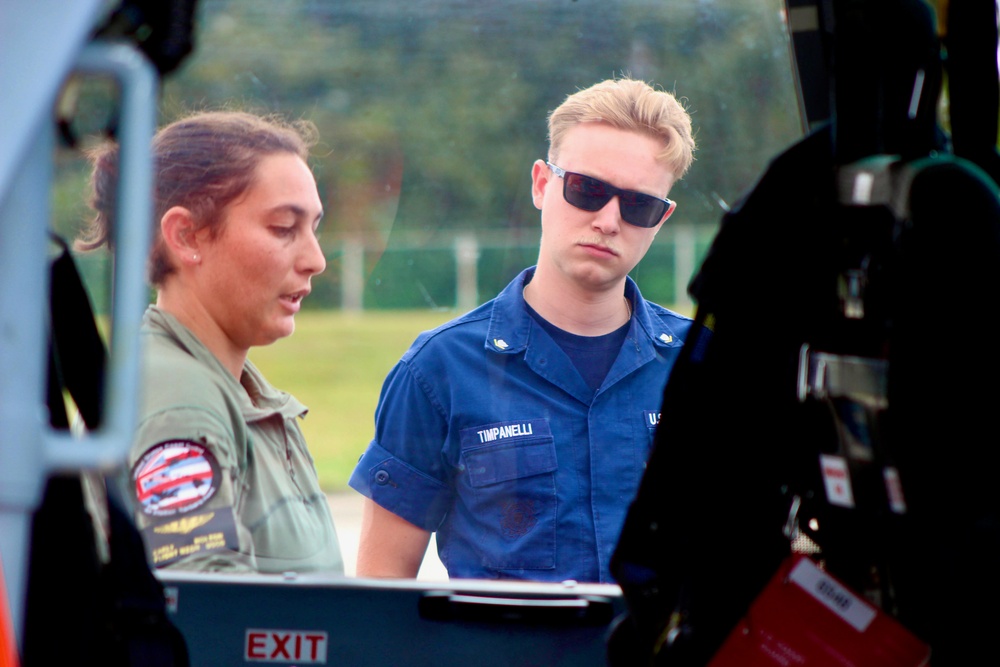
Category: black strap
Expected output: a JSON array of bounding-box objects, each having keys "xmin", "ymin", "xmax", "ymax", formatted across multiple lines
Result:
[
  {"xmin": 47, "ymin": 233, "xmax": 106, "ymax": 429},
  {"xmin": 22, "ymin": 236, "xmax": 188, "ymax": 666}
]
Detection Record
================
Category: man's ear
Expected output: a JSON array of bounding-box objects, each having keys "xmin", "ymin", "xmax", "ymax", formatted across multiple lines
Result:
[
  {"xmin": 159, "ymin": 206, "xmax": 202, "ymax": 266},
  {"xmin": 530, "ymin": 159, "xmax": 551, "ymax": 211},
  {"xmin": 650, "ymin": 202, "xmax": 676, "ymax": 239},
  {"xmin": 655, "ymin": 198, "xmax": 678, "ymax": 228}
]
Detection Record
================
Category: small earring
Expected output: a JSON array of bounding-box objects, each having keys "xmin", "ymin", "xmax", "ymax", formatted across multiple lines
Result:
[{"xmin": 192, "ymin": 254, "xmax": 199, "ymax": 261}]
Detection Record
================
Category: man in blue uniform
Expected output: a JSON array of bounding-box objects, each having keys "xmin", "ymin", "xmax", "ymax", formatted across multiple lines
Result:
[{"xmin": 349, "ymin": 77, "xmax": 696, "ymax": 582}]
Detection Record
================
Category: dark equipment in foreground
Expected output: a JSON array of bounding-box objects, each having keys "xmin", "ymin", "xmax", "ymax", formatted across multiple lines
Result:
[{"xmin": 609, "ymin": 0, "xmax": 1000, "ymax": 664}]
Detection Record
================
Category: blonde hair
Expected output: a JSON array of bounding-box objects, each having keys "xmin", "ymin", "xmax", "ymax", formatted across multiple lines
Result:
[{"xmin": 547, "ymin": 77, "xmax": 695, "ymax": 178}]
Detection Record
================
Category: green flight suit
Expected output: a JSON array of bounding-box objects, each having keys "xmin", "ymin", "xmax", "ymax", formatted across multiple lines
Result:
[{"xmin": 127, "ymin": 306, "xmax": 343, "ymax": 574}]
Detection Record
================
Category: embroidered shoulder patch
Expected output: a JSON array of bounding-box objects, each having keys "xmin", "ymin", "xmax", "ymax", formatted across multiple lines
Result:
[
  {"xmin": 132, "ymin": 440, "xmax": 221, "ymax": 517},
  {"xmin": 142, "ymin": 507, "xmax": 240, "ymax": 567}
]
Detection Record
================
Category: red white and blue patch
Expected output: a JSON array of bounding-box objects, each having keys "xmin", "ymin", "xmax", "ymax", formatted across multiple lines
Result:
[{"xmin": 132, "ymin": 440, "xmax": 221, "ymax": 517}]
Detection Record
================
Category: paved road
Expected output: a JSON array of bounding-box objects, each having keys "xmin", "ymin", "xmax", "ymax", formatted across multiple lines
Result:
[{"xmin": 327, "ymin": 491, "xmax": 448, "ymax": 580}]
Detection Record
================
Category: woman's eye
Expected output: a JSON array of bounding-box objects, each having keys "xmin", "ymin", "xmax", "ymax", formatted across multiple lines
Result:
[{"xmin": 272, "ymin": 226, "xmax": 295, "ymax": 238}]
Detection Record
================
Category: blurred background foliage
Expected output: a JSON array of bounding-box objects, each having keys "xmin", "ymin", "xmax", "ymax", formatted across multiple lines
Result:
[
  {"xmin": 45, "ymin": 0, "xmax": 806, "ymax": 491},
  {"xmin": 55, "ymin": 0, "xmax": 803, "ymax": 313}
]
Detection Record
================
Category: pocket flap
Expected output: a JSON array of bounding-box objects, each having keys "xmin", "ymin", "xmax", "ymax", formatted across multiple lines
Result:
[{"xmin": 464, "ymin": 440, "xmax": 557, "ymax": 487}]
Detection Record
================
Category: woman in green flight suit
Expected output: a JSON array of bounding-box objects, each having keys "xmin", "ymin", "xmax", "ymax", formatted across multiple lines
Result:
[{"xmin": 79, "ymin": 110, "xmax": 343, "ymax": 574}]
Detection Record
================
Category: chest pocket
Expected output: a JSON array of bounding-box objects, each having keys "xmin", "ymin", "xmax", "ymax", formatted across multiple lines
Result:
[{"xmin": 459, "ymin": 420, "xmax": 557, "ymax": 571}]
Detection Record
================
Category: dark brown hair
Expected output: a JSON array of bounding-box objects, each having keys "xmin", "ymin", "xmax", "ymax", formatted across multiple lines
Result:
[{"xmin": 77, "ymin": 110, "xmax": 318, "ymax": 286}]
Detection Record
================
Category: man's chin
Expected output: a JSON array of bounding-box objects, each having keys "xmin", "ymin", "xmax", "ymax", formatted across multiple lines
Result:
[{"xmin": 569, "ymin": 265, "xmax": 625, "ymax": 292}]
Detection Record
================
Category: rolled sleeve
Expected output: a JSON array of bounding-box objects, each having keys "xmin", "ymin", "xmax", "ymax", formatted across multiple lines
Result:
[
  {"xmin": 350, "ymin": 359, "xmax": 454, "ymax": 531},
  {"xmin": 349, "ymin": 442, "xmax": 452, "ymax": 531}
]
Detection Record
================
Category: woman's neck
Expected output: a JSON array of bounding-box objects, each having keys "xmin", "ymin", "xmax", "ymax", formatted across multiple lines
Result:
[{"xmin": 156, "ymin": 290, "xmax": 247, "ymax": 379}]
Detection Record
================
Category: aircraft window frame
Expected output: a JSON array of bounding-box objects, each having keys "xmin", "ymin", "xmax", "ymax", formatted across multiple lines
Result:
[{"xmin": 53, "ymin": 0, "xmax": 804, "ymax": 582}]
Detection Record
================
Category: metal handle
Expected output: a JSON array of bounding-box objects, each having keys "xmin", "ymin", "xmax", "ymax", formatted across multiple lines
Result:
[
  {"xmin": 44, "ymin": 40, "xmax": 157, "ymax": 471},
  {"xmin": 419, "ymin": 591, "xmax": 615, "ymax": 626}
]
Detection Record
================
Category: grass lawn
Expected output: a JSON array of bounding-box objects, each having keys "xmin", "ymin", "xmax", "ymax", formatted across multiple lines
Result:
[{"xmin": 249, "ymin": 309, "xmax": 456, "ymax": 492}]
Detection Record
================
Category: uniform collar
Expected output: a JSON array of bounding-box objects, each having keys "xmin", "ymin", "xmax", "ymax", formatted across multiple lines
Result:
[
  {"xmin": 143, "ymin": 306, "xmax": 308, "ymax": 422},
  {"xmin": 484, "ymin": 267, "xmax": 685, "ymax": 355}
]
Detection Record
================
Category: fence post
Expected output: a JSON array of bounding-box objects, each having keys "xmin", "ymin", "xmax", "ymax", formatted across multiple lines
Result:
[
  {"xmin": 673, "ymin": 224, "xmax": 695, "ymax": 313},
  {"xmin": 341, "ymin": 235, "xmax": 365, "ymax": 312},
  {"xmin": 455, "ymin": 233, "xmax": 479, "ymax": 314}
]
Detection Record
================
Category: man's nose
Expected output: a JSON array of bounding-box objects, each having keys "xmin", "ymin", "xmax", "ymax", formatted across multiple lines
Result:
[{"xmin": 591, "ymin": 196, "xmax": 622, "ymax": 234}]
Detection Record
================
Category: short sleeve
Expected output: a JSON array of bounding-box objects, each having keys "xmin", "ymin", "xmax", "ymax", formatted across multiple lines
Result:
[{"xmin": 348, "ymin": 361, "xmax": 454, "ymax": 531}]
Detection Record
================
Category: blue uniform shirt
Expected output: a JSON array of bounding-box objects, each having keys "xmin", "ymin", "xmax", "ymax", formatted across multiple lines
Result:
[{"xmin": 349, "ymin": 267, "xmax": 692, "ymax": 582}]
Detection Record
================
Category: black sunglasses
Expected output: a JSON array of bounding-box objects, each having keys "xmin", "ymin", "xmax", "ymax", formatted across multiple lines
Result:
[{"xmin": 547, "ymin": 162, "xmax": 676, "ymax": 228}]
